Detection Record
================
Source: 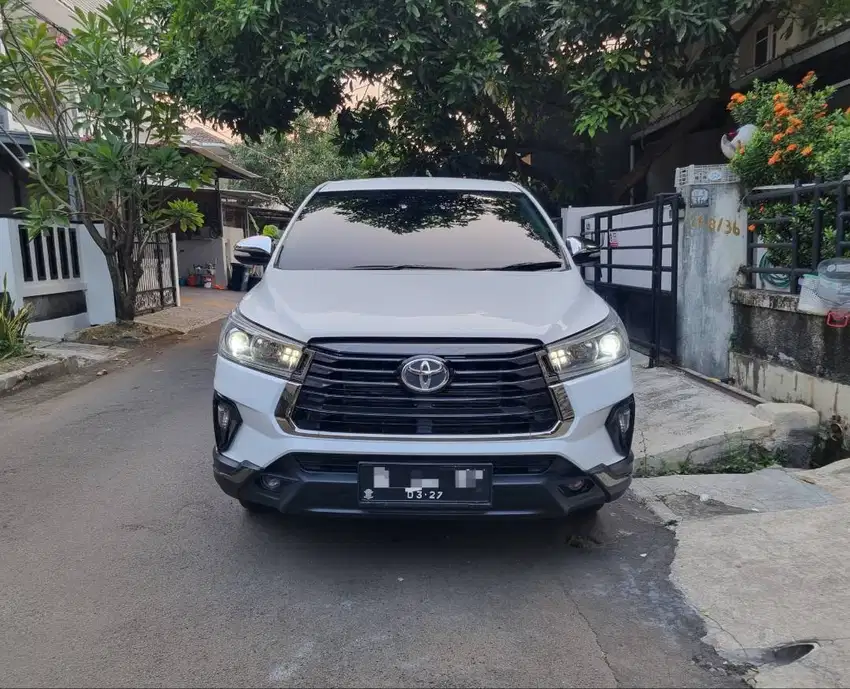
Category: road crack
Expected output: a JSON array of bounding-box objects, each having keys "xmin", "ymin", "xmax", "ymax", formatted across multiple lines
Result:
[{"xmin": 558, "ymin": 582, "xmax": 619, "ymax": 687}]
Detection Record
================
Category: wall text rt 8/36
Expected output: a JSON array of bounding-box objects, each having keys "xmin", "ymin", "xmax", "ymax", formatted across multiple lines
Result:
[{"xmin": 691, "ymin": 215, "xmax": 741, "ymax": 235}]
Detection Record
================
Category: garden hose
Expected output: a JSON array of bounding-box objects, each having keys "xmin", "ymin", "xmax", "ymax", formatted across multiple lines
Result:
[{"xmin": 759, "ymin": 252, "xmax": 790, "ymax": 290}]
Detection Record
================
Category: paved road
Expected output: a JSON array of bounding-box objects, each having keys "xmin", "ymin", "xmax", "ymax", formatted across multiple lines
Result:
[{"xmin": 0, "ymin": 326, "xmax": 743, "ymax": 688}]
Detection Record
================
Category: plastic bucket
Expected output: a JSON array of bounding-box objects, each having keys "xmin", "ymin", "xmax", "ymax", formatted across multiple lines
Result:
[{"xmin": 817, "ymin": 258, "xmax": 850, "ymax": 308}]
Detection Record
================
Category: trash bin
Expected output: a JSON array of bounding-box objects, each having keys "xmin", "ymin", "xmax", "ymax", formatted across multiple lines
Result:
[{"xmin": 228, "ymin": 262, "xmax": 246, "ymax": 291}]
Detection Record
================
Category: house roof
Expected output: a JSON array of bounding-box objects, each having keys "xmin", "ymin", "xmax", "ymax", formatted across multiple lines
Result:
[
  {"xmin": 181, "ymin": 127, "xmax": 234, "ymax": 147},
  {"xmin": 180, "ymin": 144, "xmax": 259, "ymax": 180}
]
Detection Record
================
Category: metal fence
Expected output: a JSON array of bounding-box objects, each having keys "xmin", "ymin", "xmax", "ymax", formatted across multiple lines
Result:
[
  {"xmin": 744, "ymin": 179, "xmax": 850, "ymax": 294},
  {"xmin": 132, "ymin": 237, "xmax": 175, "ymax": 314}
]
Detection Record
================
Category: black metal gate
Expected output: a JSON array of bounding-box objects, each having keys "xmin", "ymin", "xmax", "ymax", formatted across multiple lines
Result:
[
  {"xmin": 133, "ymin": 236, "xmax": 176, "ymax": 314},
  {"xmin": 579, "ymin": 193, "xmax": 681, "ymax": 367}
]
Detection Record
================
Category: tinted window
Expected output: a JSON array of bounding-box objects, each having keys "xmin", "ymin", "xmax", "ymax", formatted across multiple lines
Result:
[{"xmin": 275, "ymin": 189, "xmax": 566, "ymax": 271}]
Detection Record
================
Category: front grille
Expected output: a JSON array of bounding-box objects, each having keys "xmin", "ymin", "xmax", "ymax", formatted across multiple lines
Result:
[
  {"xmin": 290, "ymin": 453, "xmax": 554, "ymax": 475},
  {"xmin": 287, "ymin": 340, "xmax": 560, "ymax": 436}
]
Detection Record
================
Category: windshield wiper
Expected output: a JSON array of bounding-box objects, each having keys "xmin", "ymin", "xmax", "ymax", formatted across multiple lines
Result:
[
  {"xmin": 350, "ymin": 264, "xmax": 458, "ymax": 270},
  {"xmin": 488, "ymin": 261, "xmax": 564, "ymax": 271}
]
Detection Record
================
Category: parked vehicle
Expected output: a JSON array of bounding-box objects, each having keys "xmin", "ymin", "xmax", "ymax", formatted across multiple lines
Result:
[{"xmin": 213, "ymin": 177, "xmax": 633, "ymax": 519}]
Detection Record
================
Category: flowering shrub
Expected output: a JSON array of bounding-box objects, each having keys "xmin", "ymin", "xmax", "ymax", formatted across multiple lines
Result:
[
  {"xmin": 727, "ymin": 72, "xmax": 845, "ymax": 187},
  {"xmin": 727, "ymin": 72, "xmax": 850, "ymax": 266}
]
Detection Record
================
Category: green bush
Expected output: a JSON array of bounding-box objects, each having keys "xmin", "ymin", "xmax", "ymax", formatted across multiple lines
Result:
[
  {"xmin": 728, "ymin": 72, "xmax": 850, "ymax": 267},
  {"xmin": 0, "ymin": 274, "xmax": 32, "ymax": 359}
]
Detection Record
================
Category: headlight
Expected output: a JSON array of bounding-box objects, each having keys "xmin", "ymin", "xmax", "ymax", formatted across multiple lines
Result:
[
  {"xmin": 545, "ymin": 310, "xmax": 629, "ymax": 380},
  {"xmin": 218, "ymin": 311, "xmax": 305, "ymax": 378}
]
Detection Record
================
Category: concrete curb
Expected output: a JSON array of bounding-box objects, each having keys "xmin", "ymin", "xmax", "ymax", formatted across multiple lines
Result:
[
  {"xmin": 635, "ymin": 422, "xmax": 775, "ymax": 475},
  {"xmin": 627, "ymin": 484, "xmax": 681, "ymax": 527},
  {"xmin": 0, "ymin": 356, "xmax": 80, "ymax": 397}
]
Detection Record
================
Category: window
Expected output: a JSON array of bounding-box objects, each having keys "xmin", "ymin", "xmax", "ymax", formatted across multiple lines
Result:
[
  {"xmin": 274, "ymin": 189, "xmax": 566, "ymax": 271},
  {"xmin": 754, "ymin": 25, "xmax": 776, "ymax": 67}
]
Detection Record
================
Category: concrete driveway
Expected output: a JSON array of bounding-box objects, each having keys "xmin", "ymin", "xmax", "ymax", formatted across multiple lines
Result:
[
  {"xmin": 0, "ymin": 327, "xmax": 744, "ymax": 688},
  {"xmin": 135, "ymin": 286, "xmax": 242, "ymax": 333}
]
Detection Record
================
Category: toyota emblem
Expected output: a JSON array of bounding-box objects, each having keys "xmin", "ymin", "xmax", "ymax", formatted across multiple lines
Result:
[{"xmin": 399, "ymin": 355, "xmax": 451, "ymax": 393}]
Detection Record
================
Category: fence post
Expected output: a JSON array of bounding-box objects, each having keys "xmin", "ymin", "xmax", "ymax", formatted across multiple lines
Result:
[
  {"xmin": 670, "ymin": 194, "xmax": 681, "ymax": 364},
  {"xmin": 790, "ymin": 180, "xmax": 800, "ymax": 294},
  {"xmin": 811, "ymin": 177, "xmax": 823, "ymax": 272},
  {"xmin": 593, "ymin": 215, "xmax": 601, "ymax": 292},
  {"xmin": 648, "ymin": 195, "xmax": 661, "ymax": 368},
  {"xmin": 838, "ymin": 181, "xmax": 847, "ymax": 258},
  {"xmin": 155, "ymin": 236, "xmax": 165, "ymax": 309}
]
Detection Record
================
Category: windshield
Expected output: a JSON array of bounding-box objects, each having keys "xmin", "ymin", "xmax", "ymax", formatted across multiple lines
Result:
[{"xmin": 274, "ymin": 189, "xmax": 567, "ymax": 271}]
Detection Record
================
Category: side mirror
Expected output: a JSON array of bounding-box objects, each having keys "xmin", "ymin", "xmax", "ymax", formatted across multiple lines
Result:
[
  {"xmin": 565, "ymin": 236, "xmax": 601, "ymax": 266},
  {"xmin": 234, "ymin": 235, "xmax": 273, "ymax": 267}
]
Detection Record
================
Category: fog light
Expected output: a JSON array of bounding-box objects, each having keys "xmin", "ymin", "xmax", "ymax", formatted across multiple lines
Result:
[
  {"xmin": 605, "ymin": 395, "xmax": 636, "ymax": 457},
  {"xmin": 213, "ymin": 393, "xmax": 242, "ymax": 452},
  {"xmin": 260, "ymin": 475, "xmax": 282, "ymax": 491},
  {"xmin": 565, "ymin": 477, "xmax": 588, "ymax": 492}
]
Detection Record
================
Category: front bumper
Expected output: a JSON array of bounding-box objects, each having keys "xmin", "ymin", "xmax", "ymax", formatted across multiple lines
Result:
[
  {"xmin": 214, "ymin": 448, "xmax": 633, "ymax": 518},
  {"xmin": 213, "ymin": 352, "xmax": 634, "ymax": 518}
]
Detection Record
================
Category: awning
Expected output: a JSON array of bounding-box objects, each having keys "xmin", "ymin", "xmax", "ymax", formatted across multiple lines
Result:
[{"xmin": 219, "ymin": 188, "xmax": 291, "ymax": 210}]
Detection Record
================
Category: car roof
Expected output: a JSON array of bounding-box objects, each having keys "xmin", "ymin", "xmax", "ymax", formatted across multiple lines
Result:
[{"xmin": 318, "ymin": 177, "xmax": 523, "ymax": 193}]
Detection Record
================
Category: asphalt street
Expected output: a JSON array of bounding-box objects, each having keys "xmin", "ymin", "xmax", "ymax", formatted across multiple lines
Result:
[{"xmin": 0, "ymin": 324, "xmax": 744, "ymax": 688}]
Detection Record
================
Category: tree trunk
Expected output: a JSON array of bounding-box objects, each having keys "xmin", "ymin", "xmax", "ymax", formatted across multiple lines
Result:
[{"xmin": 104, "ymin": 250, "xmax": 131, "ymax": 321}]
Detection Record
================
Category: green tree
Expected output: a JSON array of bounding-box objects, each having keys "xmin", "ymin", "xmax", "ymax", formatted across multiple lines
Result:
[
  {"xmin": 160, "ymin": 0, "xmax": 850, "ymax": 201},
  {"xmin": 231, "ymin": 113, "xmax": 365, "ymax": 208},
  {"xmin": 0, "ymin": 0, "xmax": 213, "ymax": 320}
]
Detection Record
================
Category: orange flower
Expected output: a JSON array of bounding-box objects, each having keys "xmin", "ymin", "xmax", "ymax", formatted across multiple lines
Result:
[
  {"xmin": 772, "ymin": 133, "xmax": 785, "ymax": 143},
  {"xmin": 773, "ymin": 93, "xmax": 785, "ymax": 101},
  {"xmin": 768, "ymin": 151, "xmax": 782, "ymax": 165},
  {"xmin": 774, "ymin": 102, "xmax": 784, "ymax": 113},
  {"xmin": 845, "ymin": 107, "xmax": 850, "ymax": 115},
  {"xmin": 748, "ymin": 224, "xmax": 757, "ymax": 232},
  {"xmin": 785, "ymin": 126, "xmax": 796, "ymax": 135},
  {"xmin": 789, "ymin": 117, "xmax": 803, "ymax": 127},
  {"xmin": 801, "ymin": 145, "xmax": 814, "ymax": 157},
  {"xmin": 815, "ymin": 112, "xmax": 826, "ymax": 119},
  {"xmin": 786, "ymin": 143, "xmax": 798, "ymax": 152}
]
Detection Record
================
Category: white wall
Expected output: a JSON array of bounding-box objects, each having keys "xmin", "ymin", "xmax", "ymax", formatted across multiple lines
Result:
[
  {"xmin": 78, "ymin": 225, "xmax": 116, "ymax": 326},
  {"xmin": 567, "ymin": 205, "xmax": 672, "ymax": 291},
  {"xmin": 0, "ymin": 217, "xmax": 116, "ymax": 338},
  {"xmin": 176, "ymin": 237, "xmax": 228, "ymax": 287},
  {"xmin": 222, "ymin": 225, "xmax": 245, "ymax": 267},
  {"xmin": 0, "ymin": 217, "xmax": 23, "ymax": 309},
  {"xmin": 561, "ymin": 206, "xmax": 621, "ymax": 238}
]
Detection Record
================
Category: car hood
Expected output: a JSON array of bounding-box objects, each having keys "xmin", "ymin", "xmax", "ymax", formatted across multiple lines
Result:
[{"xmin": 236, "ymin": 268, "xmax": 610, "ymax": 344}]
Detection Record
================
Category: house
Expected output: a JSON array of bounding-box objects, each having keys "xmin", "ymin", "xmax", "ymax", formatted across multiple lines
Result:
[
  {"xmin": 629, "ymin": 13, "xmax": 850, "ymax": 202},
  {"xmin": 0, "ymin": 0, "xmax": 284, "ymax": 336},
  {"xmin": 171, "ymin": 127, "xmax": 292, "ymax": 290}
]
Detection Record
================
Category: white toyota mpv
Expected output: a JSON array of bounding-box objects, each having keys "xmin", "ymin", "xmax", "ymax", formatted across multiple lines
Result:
[{"xmin": 212, "ymin": 177, "xmax": 634, "ymax": 518}]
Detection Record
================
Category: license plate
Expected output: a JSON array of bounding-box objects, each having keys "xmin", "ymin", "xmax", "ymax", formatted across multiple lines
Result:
[{"xmin": 358, "ymin": 463, "xmax": 493, "ymax": 506}]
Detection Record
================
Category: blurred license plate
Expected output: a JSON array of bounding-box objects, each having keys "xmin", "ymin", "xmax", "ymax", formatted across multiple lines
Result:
[{"xmin": 358, "ymin": 463, "xmax": 493, "ymax": 505}]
